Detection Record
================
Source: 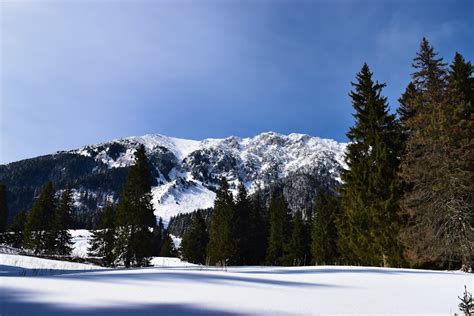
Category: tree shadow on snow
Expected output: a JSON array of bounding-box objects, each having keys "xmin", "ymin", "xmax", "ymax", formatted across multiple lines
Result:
[
  {"xmin": 235, "ymin": 266, "xmax": 461, "ymax": 276},
  {"xmin": 0, "ymin": 289, "xmax": 243, "ymax": 316},
  {"xmin": 51, "ymin": 269, "xmax": 344, "ymax": 288}
]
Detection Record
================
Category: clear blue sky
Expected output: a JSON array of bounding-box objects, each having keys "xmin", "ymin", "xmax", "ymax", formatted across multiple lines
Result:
[{"xmin": 1, "ymin": 0, "xmax": 473, "ymax": 164}]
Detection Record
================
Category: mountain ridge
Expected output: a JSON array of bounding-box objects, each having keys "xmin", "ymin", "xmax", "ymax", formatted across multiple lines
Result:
[{"xmin": 1, "ymin": 131, "xmax": 347, "ymax": 226}]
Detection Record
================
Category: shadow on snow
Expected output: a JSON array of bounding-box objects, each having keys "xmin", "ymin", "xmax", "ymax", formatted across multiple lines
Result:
[{"xmin": 0, "ymin": 289, "xmax": 244, "ymax": 316}]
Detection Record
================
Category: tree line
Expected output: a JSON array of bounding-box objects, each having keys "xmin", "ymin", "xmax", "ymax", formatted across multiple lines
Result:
[{"xmin": 180, "ymin": 179, "xmax": 340, "ymax": 267}]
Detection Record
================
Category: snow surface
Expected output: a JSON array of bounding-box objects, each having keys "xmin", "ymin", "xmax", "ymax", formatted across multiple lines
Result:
[
  {"xmin": 1, "ymin": 232, "xmax": 471, "ymax": 314},
  {"xmin": 0, "ymin": 260, "xmax": 471, "ymax": 315},
  {"xmin": 0, "ymin": 254, "xmax": 103, "ymax": 276}
]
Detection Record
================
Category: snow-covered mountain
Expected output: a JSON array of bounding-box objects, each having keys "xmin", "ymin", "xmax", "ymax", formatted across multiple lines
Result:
[{"xmin": 0, "ymin": 132, "xmax": 347, "ymax": 225}]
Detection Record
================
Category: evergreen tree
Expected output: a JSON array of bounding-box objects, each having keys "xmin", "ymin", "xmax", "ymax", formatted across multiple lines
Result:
[
  {"xmin": 248, "ymin": 192, "xmax": 267, "ymax": 265},
  {"xmin": 234, "ymin": 183, "xmax": 251, "ymax": 265},
  {"xmin": 438, "ymin": 52, "xmax": 473, "ymax": 271},
  {"xmin": 159, "ymin": 233, "xmax": 177, "ymax": 257},
  {"xmin": 398, "ymin": 82, "xmax": 421, "ymax": 141},
  {"xmin": 24, "ymin": 182, "xmax": 56, "ymax": 254},
  {"xmin": 0, "ymin": 184, "xmax": 8, "ymax": 233},
  {"xmin": 152, "ymin": 217, "xmax": 164, "ymax": 256},
  {"xmin": 181, "ymin": 211, "xmax": 209, "ymax": 264},
  {"xmin": 399, "ymin": 40, "xmax": 473, "ymax": 269},
  {"xmin": 311, "ymin": 190, "xmax": 340, "ymax": 265},
  {"xmin": 458, "ymin": 285, "xmax": 474, "ymax": 316},
  {"xmin": 266, "ymin": 190, "xmax": 291, "ymax": 265},
  {"xmin": 49, "ymin": 188, "xmax": 74, "ymax": 256},
  {"xmin": 88, "ymin": 203, "xmax": 116, "ymax": 267},
  {"xmin": 115, "ymin": 145, "xmax": 156, "ymax": 267},
  {"xmin": 411, "ymin": 37, "xmax": 447, "ymax": 103},
  {"xmin": 283, "ymin": 211, "xmax": 309, "ymax": 266},
  {"xmin": 9, "ymin": 210, "xmax": 27, "ymax": 248},
  {"xmin": 339, "ymin": 63, "xmax": 404, "ymax": 267},
  {"xmin": 207, "ymin": 178, "xmax": 236, "ymax": 265}
]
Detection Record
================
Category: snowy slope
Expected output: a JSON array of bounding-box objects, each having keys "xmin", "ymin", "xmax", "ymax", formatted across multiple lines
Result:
[
  {"xmin": 0, "ymin": 263, "xmax": 471, "ymax": 315},
  {"xmin": 70, "ymin": 132, "xmax": 347, "ymax": 224}
]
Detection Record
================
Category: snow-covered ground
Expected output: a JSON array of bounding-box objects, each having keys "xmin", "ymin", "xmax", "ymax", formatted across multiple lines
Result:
[
  {"xmin": 2, "ymin": 231, "xmax": 472, "ymax": 314},
  {"xmin": 0, "ymin": 253, "xmax": 104, "ymax": 277},
  {"xmin": 0, "ymin": 257, "xmax": 472, "ymax": 315}
]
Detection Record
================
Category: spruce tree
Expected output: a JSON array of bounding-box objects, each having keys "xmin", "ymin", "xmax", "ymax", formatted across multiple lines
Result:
[
  {"xmin": 50, "ymin": 188, "xmax": 74, "ymax": 256},
  {"xmin": 181, "ymin": 210, "xmax": 209, "ymax": 264},
  {"xmin": 438, "ymin": 52, "xmax": 473, "ymax": 271},
  {"xmin": 0, "ymin": 184, "xmax": 8, "ymax": 233},
  {"xmin": 24, "ymin": 182, "xmax": 56, "ymax": 254},
  {"xmin": 283, "ymin": 211, "xmax": 309, "ymax": 266},
  {"xmin": 458, "ymin": 285, "xmax": 474, "ymax": 316},
  {"xmin": 266, "ymin": 190, "xmax": 291, "ymax": 265},
  {"xmin": 115, "ymin": 145, "xmax": 156, "ymax": 267},
  {"xmin": 339, "ymin": 63, "xmax": 403, "ymax": 267},
  {"xmin": 411, "ymin": 37, "xmax": 447, "ymax": 103},
  {"xmin": 88, "ymin": 203, "xmax": 116, "ymax": 267},
  {"xmin": 207, "ymin": 178, "xmax": 236, "ymax": 265},
  {"xmin": 398, "ymin": 82, "xmax": 421, "ymax": 141},
  {"xmin": 399, "ymin": 40, "xmax": 473, "ymax": 269},
  {"xmin": 159, "ymin": 233, "xmax": 177, "ymax": 257},
  {"xmin": 9, "ymin": 210, "xmax": 27, "ymax": 248},
  {"xmin": 248, "ymin": 192, "xmax": 267, "ymax": 265},
  {"xmin": 234, "ymin": 183, "xmax": 251, "ymax": 265},
  {"xmin": 152, "ymin": 217, "xmax": 164, "ymax": 256},
  {"xmin": 311, "ymin": 190, "xmax": 340, "ymax": 265}
]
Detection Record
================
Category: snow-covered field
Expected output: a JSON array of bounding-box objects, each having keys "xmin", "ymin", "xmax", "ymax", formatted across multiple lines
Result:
[
  {"xmin": 1, "ymin": 231, "xmax": 472, "ymax": 314},
  {"xmin": 0, "ymin": 252, "xmax": 472, "ymax": 315}
]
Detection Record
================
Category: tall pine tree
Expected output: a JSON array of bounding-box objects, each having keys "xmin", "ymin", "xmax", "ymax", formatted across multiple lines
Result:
[
  {"xmin": 248, "ymin": 191, "xmax": 267, "ymax": 265},
  {"xmin": 115, "ymin": 145, "xmax": 156, "ymax": 267},
  {"xmin": 152, "ymin": 217, "xmax": 164, "ymax": 256},
  {"xmin": 266, "ymin": 189, "xmax": 291, "ymax": 266},
  {"xmin": 312, "ymin": 190, "xmax": 340, "ymax": 265},
  {"xmin": 49, "ymin": 188, "xmax": 74, "ymax": 256},
  {"xmin": 207, "ymin": 178, "xmax": 236, "ymax": 265},
  {"xmin": 89, "ymin": 203, "xmax": 116, "ymax": 267},
  {"xmin": 234, "ymin": 183, "xmax": 251, "ymax": 265},
  {"xmin": 24, "ymin": 182, "xmax": 56, "ymax": 254},
  {"xmin": 159, "ymin": 233, "xmax": 177, "ymax": 257},
  {"xmin": 339, "ymin": 63, "xmax": 404, "ymax": 267},
  {"xmin": 181, "ymin": 210, "xmax": 209, "ymax": 264},
  {"xmin": 398, "ymin": 39, "xmax": 471, "ymax": 268},
  {"xmin": 436, "ymin": 52, "xmax": 473, "ymax": 270},
  {"xmin": 283, "ymin": 211, "xmax": 309, "ymax": 266},
  {"xmin": 9, "ymin": 210, "xmax": 27, "ymax": 248}
]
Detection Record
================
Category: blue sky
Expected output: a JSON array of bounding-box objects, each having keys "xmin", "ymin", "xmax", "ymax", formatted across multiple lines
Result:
[{"xmin": 1, "ymin": 0, "xmax": 473, "ymax": 163}]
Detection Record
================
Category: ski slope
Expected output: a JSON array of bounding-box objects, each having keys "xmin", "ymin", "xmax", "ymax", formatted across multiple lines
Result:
[{"xmin": 0, "ymin": 254, "xmax": 472, "ymax": 315}]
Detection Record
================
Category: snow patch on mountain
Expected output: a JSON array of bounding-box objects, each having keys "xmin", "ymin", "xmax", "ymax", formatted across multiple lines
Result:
[{"xmin": 151, "ymin": 180, "xmax": 216, "ymax": 225}]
